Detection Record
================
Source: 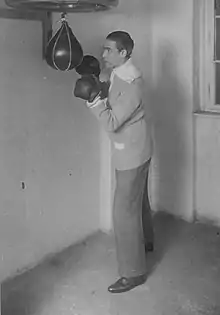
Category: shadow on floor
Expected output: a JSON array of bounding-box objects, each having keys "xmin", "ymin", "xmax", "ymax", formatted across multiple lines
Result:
[
  {"xmin": 1, "ymin": 212, "xmax": 220, "ymax": 315},
  {"xmin": 1, "ymin": 233, "xmax": 99, "ymax": 315},
  {"xmin": 144, "ymin": 211, "xmax": 187, "ymax": 276}
]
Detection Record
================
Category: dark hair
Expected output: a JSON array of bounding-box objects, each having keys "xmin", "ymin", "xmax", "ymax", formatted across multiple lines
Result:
[{"xmin": 106, "ymin": 31, "xmax": 134, "ymax": 59}]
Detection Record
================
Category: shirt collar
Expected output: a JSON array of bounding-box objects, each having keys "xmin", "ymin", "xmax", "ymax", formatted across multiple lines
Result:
[{"xmin": 111, "ymin": 58, "xmax": 141, "ymax": 83}]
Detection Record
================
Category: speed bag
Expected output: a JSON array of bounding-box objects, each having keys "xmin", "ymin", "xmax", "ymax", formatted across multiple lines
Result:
[{"xmin": 45, "ymin": 20, "xmax": 83, "ymax": 71}]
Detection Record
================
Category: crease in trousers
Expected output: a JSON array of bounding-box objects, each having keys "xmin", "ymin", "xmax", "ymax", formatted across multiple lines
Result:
[{"xmin": 113, "ymin": 158, "xmax": 154, "ymax": 278}]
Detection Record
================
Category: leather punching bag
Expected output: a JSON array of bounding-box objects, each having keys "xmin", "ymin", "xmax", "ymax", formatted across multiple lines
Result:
[{"xmin": 45, "ymin": 18, "xmax": 83, "ymax": 71}]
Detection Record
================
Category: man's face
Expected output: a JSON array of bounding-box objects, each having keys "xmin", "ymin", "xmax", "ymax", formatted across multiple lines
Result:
[{"xmin": 102, "ymin": 39, "xmax": 127, "ymax": 69}]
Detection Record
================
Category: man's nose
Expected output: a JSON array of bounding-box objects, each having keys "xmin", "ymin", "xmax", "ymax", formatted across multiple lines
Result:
[{"xmin": 102, "ymin": 50, "xmax": 107, "ymax": 58}]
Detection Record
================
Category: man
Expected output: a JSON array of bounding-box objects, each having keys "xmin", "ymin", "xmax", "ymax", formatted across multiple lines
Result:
[{"xmin": 74, "ymin": 31, "xmax": 154, "ymax": 293}]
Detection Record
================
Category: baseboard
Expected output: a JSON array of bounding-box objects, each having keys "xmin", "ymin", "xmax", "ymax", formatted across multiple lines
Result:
[
  {"xmin": 193, "ymin": 211, "xmax": 220, "ymax": 227},
  {"xmin": 151, "ymin": 207, "xmax": 194, "ymax": 223},
  {"xmin": 154, "ymin": 208, "xmax": 220, "ymax": 227},
  {"xmin": 1, "ymin": 229, "xmax": 101, "ymax": 284}
]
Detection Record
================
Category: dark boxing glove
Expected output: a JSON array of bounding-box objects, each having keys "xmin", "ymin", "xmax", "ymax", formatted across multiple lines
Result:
[
  {"xmin": 75, "ymin": 55, "xmax": 101, "ymax": 78},
  {"xmin": 74, "ymin": 75, "xmax": 102, "ymax": 103},
  {"xmin": 75, "ymin": 55, "xmax": 110, "ymax": 99}
]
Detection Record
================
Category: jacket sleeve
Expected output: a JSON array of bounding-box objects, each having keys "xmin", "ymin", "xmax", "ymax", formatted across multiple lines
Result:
[{"xmin": 86, "ymin": 81, "xmax": 142, "ymax": 132}]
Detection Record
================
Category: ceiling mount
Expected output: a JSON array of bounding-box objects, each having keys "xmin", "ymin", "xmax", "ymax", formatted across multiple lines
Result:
[{"xmin": 4, "ymin": 0, "xmax": 118, "ymax": 12}]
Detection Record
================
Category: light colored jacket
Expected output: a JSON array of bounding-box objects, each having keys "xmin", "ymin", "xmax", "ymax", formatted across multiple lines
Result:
[{"xmin": 87, "ymin": 59, "xmax": 153, "ymax": 170}]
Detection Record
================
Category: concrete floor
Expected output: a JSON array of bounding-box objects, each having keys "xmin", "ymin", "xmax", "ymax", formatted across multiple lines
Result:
[{"xmin": 2, "ymin": 212, "xmax": 220, "ymax": 315}]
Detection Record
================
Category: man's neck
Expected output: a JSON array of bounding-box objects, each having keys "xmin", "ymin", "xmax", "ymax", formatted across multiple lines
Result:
[{"xmin": 113, "ymin": 58, "xmax": 131, "ymax": 70}]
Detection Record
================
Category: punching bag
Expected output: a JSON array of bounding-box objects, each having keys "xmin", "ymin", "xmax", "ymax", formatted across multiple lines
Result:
[{"xmin": 45, "ymin": 17, "xmax": 83, "ymax": 71}]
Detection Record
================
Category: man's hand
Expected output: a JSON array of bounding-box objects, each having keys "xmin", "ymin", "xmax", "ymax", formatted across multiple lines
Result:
[
  {"xmin": 75, "ymin": 55, "xmax": 101, "ymax": 78},
  {"xmin": 74, "ymin": 75, "xmax": 101, "ymax": 103},
  {"xmin": 74, "ymin": 75, "xmax": 110, "ymax": 103}
]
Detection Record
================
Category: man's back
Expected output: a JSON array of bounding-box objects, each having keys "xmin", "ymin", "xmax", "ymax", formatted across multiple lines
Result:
[{"xmin": 107, "ymin": 72, "xmax": 153, "ymax": 170}]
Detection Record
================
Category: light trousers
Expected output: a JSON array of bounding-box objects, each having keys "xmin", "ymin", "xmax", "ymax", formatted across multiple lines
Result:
[{"xmin": 113, "ymin": 159, "xmax": 154, "ymax": 278}]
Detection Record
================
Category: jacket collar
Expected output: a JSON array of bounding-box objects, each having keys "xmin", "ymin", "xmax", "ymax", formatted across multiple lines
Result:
[{"xmin": 111, "ymin": 58, "xmax": 141, "ymax": 84}]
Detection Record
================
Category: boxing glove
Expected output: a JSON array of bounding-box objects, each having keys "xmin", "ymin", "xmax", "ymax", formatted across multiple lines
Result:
[
  {"xmin": 74, "ymin": 75, "xmax": 101, "ymax": 103},
  {"xmin": 75, "ymin": 55, "xmax": 101, "ymax": 78}
]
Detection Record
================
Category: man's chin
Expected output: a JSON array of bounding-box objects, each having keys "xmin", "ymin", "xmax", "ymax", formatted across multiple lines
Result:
[{"xmin": 104, "ymin": 62, "xmax": 113, "ymax": 69}]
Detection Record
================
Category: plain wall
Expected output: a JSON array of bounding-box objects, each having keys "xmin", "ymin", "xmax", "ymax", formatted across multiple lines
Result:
[
  {"xmin": 149, "ymin": 0, "xmax": 194, "ymax": 221},
  {"xmin": 0, "ymin": 18, "xmax": 100, "ymax": 281},
  {"xmin": 194, "ymin": 114, "xmax": 220, "ymax": 226}
]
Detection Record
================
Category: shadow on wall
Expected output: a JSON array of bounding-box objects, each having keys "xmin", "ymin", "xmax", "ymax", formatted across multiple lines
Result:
[{"xmin": 150, "ymin": 43, "xmax": 188, "ymax": 216}]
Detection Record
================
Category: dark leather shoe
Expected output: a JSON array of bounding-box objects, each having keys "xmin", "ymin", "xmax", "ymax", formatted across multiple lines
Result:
[
  {"xmin": 108, "ymin": 274, "xmax": 147, "ymax": 293},
  {"xmin": 145, "ymin": 242, "xmax": 154, "ymax": 253}
]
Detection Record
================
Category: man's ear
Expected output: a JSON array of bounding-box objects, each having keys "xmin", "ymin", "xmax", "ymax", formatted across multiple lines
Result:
[{"xmin": 120, "ymin": 49, "xmax": 128, "ymax": 58}]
